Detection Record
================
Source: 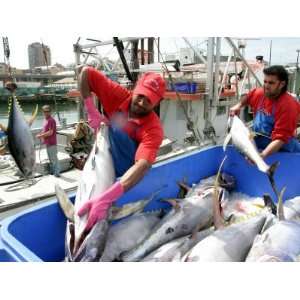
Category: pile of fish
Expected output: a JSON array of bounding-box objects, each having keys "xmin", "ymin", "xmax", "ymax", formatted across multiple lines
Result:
[
  {"xmin": 54, "ymin": 117, "xmax": 300, "ymax": 262},
  {"xmin": 57, "ymin": 168, "xmax": 300, "ymax": 262}
]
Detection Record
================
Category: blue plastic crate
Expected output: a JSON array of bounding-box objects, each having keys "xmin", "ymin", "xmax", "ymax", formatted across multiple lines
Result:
[
  {"xmin": 0, "ymin": 146, "xmax": 298, "ymax": 261},
  {"xmin": 171, "ymin": 82, "xmax": 197, "ymax": 94}
]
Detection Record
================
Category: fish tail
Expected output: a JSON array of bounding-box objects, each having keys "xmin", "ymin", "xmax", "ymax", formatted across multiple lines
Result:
[{"xmin": 267, "ymin": 161, "xmax": 279, "ymax": 182}]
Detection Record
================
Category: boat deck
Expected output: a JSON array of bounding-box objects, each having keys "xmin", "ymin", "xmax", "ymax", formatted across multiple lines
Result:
[{"xmin": 0, "ymin": 168, "xmax": 80, "ymax": 213}]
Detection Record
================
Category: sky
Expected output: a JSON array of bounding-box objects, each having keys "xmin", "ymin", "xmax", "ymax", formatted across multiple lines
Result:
[
  {"xmin": 1, "ymin": 0, "xmax": 300, "ymax": 70},
  {"xmin": 2, "ymin": 36, "xmax": 300, "ymax": 70}
]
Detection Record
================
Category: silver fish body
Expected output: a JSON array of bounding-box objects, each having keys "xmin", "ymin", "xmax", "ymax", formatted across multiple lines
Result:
[
  {"xmin": 100, "ymin": 212, "xmax": 160, "ymax": 262},
  {"xmin": 185, "ymin": 214, "xmax": 266, "ymax": 262},
  {"xmin": 224, "ymin": 116, "xmax": 271, "ymax": 174},
  {"xmin": 283, "ymin": 197, "xmax": 300, "ymax": 222},
  {"xmin": 65, "ymin": 124, "xmax": 115, "ymax": 261},
  {"xmin": 246, "ymin": 220, "xmax": 300, "ymax": 262},
  {"xmin": 73, "ymin": 219, "xmax": 109, "ymax": 262},
  {"xmin": 142, "ymin": 228, "xmax": 214, "ymax": 262},
  {"xmin": 7, "ymin": 96, "xmax": 35, "ymax": 177},
  {"xmin": 121, "ymin": 187, "xmax": 221, "ymax": 262}
]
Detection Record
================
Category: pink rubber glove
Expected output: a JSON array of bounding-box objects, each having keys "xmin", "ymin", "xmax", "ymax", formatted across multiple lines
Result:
[
  {"xmin": 84, "ymin": 96, "xmax": 108, "ymax": 132},
  {"xmin": 78, "ymin": 181, "xmax": 124, "ymax": 231}
]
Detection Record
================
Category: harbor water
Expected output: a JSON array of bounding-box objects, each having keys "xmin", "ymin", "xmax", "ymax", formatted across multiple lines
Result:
[{"xmin": 0, "ymin": 100, "xmax": 79, "ymax": 128}]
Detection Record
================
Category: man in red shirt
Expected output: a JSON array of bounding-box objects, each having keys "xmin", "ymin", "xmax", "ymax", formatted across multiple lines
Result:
[
  {"xmin": 77, "ymin": 67, "xmax": 166, "ymax": 231},
  {"xmin": 36, "ymin": 105, "xmax": 60, "ymax": 177},
  {"xmin": 230, "ymin": 65, "xmax": 300, "ymax": 158}
]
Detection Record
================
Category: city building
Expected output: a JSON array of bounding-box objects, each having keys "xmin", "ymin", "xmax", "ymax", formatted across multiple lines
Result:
[{"xmin": 28, "ymin": 42, "xmax": 51, "ymax": 70}]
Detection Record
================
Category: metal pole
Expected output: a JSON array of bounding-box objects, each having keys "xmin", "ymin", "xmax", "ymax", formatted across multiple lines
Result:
[
  {"xmin": 218, "ymin": 50, "xmax": 233, "ymax": 100},
  {"xmin": 80, "ymin": 37, "xmax": 144, "ymax": 49},
  {"xmin": 293, "ymin": 50, "xmax": 300, "ymax": 95},
  {"xmin": 141, "ymin": 39, "xmax": 145, "ymax": 65},
  {"xmin": 111, "ymin": 42, "xmax": 131, "ymax": 71},
  {"xmin": 240, "ymin": 67, "xmax": 249, "ymax": 95},
  {"xmin": 269, "ymin": 40, "xmax": 273, "ymax": 65},
  {"xmin": 225, "ymin": 37, "xmax": 262, "ymax": 86},
  {"xmin": 183, "ymin": 37, "xmax": 207, "ymax": 66},
  {"xmin": 233, "ymin": 50, "xmax": 239, "ymax": 100},
  {"xmin": 214, "ymin": 37, "xmax": 221, "ymax": 104},
  {"xmin": 148, "ymin": 37, "xmax": 154, "ymax": 64},
  {"xmin": 205, "ymin": 37, "xmax": 214, "ymax": 122},
  {"xmin": 157, "ymin": 37, "xmax": 160, "ymax": 62}
]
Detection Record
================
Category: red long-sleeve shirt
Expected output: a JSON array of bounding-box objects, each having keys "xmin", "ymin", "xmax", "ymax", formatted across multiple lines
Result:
[
  {"xmin": 246, "ymin": 88, "xmax": 300, "ymax": 143},
  {"xmin": 87, "ymin": 67, "xmax": 163, "ymax": 164}
]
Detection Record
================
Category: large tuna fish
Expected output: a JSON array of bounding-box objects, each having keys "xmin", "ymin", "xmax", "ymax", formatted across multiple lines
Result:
[
  {"xmin": 6, "ymin": 96, "xmax": 36, "ymax": 177},
  {"xmin": 283, "ymin": 196, "xmax": 300, "ymax": 222},
  {"xmin": 223, "ymin": 116, "xmax": 278, "ymax": 178},
  {"xmin": 184, "ymin": 179, "xmax": 266, "ymax": 262},
  {"xmin": 65, "ymin": 123, "xmax": 115, "ymax": 261},
  {"xmin": 142, "ymin": 228, "xmax": 214, "ymax": 262},
  {"xmin": 121, "ymin": 187, "xmax": 222, "ymax": 262},
  {"xmin": 246, "ymin": 190, "xmax": 300, "ymax": 262},
  {"xmin": 184, "ymin": 215, "xmax": 266, "ymax": 262},
  {"xmin": 100, "ymin": 212, "xmax": 161, "ymax": 262},
  {"xmin": 221, "ymin": 192, "xmax": 266, "ymax": 224}
]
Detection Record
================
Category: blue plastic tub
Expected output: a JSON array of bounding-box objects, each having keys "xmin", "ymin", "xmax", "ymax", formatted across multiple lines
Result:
[
  {"xmin": 0, "ymin": 145, "xmax": 299, "ymax": 261},
  {"xmin": 171, "ymin": 82, "xmax": 197, "ymax": 94}
]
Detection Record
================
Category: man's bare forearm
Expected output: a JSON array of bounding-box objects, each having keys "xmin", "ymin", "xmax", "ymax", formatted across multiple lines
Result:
[
  {"xmin": 261, "ymin": 139, "xmax": 284, "ymax": 158},
  {"xmin": 120, "ymin": 159, "xmax": 151, "ymax": 192}
]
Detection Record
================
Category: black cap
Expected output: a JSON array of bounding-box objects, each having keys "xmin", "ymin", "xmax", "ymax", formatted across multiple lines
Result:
[{"xmin": 256, "ymin": 55, "xmax": 263, "ymax": 61}]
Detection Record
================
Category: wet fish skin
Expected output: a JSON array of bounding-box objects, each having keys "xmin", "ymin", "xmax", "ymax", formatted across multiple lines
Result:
[
  {"xmin": 246, "ymin": 220, "xmax": 300, "ymax": 262},
  {"xmin": 142, "ymin": 228, "xmax": 214, "ymax": 262},
  {"xmin": 72, "ymin": 124, "xmax": 115, "ymax": 257},
  {"xmin": 221, "ymin": 192, "xmax": 266, "ymax": 224},
  {"xmin": 121, "ymin": 187, "xmax": 221, "ymax": 262},
  {"xmin": 73, "ymin": 219, "xmax": 109, "ymax": 262},
  {"xmin": 63, "ymin": 124, "xmax": 115, "ymax": 261},
  {"xmin": 100, "ymin": 212, "xmax": 161, "ymax": 262},
  {"xmin": 223, "ymin": 116, "xmax": 277, "ymax": 177},
  {"xmin": 283, "ymin": 196, "xmax": 300, "ymax": 221},
  {"xmin": 185, "ymin": 214, "xmax": 266, "ymax": 262},
  {"xmin": 7, "ymin": 96, "xmax": 35, "ymax": 177}
]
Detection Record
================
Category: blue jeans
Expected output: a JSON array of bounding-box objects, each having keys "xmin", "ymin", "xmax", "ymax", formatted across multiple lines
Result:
[{"xmin": 46, "ymin": 145, "xmax": 60, "ymax": 176}]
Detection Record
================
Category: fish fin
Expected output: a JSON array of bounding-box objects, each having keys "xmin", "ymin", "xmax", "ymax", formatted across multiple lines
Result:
[
  {"xmin": 160, "ymin": 198, "xmax": 181, "ymax": 212},
  {"xmin": 177, "ymin": 181, "xmax": 191, "ymax": 192},
  {"xmin": 262, "ymin": 194, "xmax": 277, "ymax": 215},
  {"xmin": 213, "ymin": 156, "xmax": 227, "ymax": 230},
  {"xmin": 277, "ymin": 187, "xmax": 286, "ymax": 221},
  {"xmin": 223, "ymin": 133, "xmax": 232, "ymax": 151},
  {"xmin": 267, "ymin": 161, "xmax": 280, "ymax": 181},
  {"xmin": 177, "ymin": 180, "xmax": 191, "ymax": 198},
  {"xmin": 27, "ymin": 104, "xmax": 38, "ymax": 127},
  {"xmin": 55, "ymin": 183, "xmax": 75, "ymax": 222},
  {"xmin": 267, "ymin": 161, "xmax": 281, "ymax": 203}
]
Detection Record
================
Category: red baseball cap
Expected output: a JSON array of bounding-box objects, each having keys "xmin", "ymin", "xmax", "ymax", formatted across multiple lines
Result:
[{"xmin": 133, "ymin": 72, "xmax": 166, "ymax": 106}]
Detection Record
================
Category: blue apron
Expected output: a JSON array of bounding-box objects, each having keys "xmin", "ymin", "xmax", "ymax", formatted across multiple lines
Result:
[
  {"xmin": 252, "ymin": 96, "xmax": 300, "ymax": 152},
  {"xmin": 108, "ymin": 112, "xmax": 138, "ymax": 177}
]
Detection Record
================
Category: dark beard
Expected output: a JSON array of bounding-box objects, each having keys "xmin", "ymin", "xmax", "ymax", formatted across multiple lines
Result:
[{"xmin": 129, "ymin": 103, "xmax": 151, "ymax": 117}]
